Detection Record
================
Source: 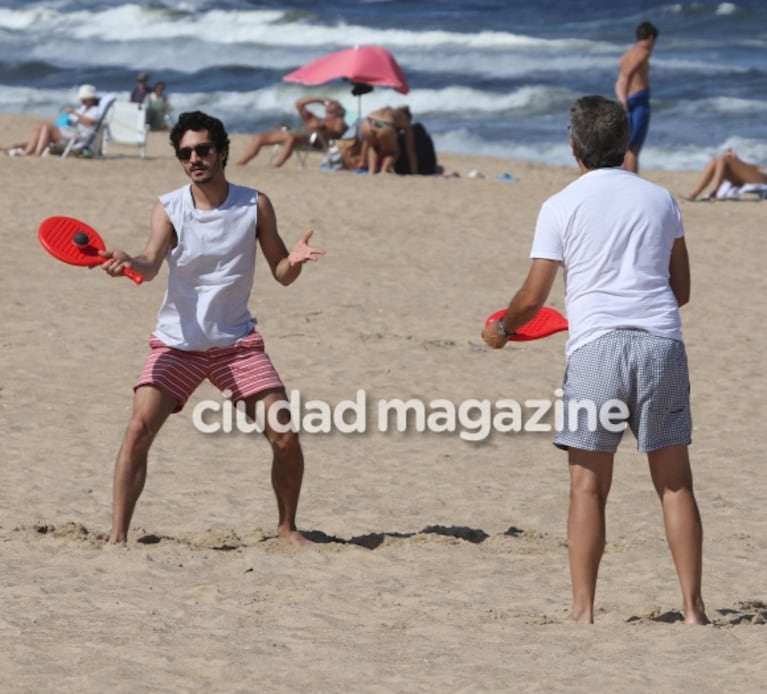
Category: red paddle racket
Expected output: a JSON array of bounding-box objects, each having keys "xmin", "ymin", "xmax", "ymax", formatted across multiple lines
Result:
[
  {"xmin": 38, "ymin": 216, "xmax": 143, "ymax": 284},
  {"xmin": 485, "ymin": 306, "xmax": 568, "ymax": 341}
]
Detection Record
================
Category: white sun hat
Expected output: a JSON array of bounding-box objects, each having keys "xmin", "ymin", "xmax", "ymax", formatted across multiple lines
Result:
[{"xmin": 77, "ymin": 84, "xmax": 98, "ymax": 100}]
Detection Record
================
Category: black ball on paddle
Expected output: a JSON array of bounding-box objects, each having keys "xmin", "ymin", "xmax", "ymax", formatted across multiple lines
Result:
[{"xmin": 72, "ymin": 231, "xmax": 89, "ymax": 247}]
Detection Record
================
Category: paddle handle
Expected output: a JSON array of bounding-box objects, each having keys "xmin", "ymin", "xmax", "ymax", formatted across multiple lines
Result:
[
  {"xmin": 97, "ymin": 253, "xmax": 143, "ymax": 284},
  {"xmin": 122, "ymin": 266, "xmax": 144, "ymax": 285}
]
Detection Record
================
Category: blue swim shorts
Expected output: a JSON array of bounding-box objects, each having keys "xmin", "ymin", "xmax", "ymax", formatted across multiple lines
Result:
[
  {"xmin": 553, "ymin": 329, "xmax": 692, "ymax": 453},
  {"xmin": 627, "ymin": 89, "xmax": 651, "ymax": 151}
]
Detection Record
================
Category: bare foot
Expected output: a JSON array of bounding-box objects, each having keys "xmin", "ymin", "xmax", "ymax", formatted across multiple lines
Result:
[
  {"xmin": 684, "ymin": 614, "xmax": 710, "ymax": 625},
  {"xmin": 568, "ymin": 609, "xmax": 594, "ymax": 624},
  {"xmin": 684, "ymin": 609, "xmax": 710, "ymax": 625},
  {"xmin": 684, "ymin": 599, "xmax": 710, "ymax": 625},
  {"xmin": 277, "ymin": 527, "xmax": 313, "ymax": 546}
]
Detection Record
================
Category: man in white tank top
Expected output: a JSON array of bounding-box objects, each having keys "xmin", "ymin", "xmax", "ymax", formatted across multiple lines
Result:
[
  {"xmin": 481, "ymin": 96, "xmax": 708, "ymax": 625},
  {"xmin": 100, "ymin": 111, "xmax": 324, "ymax": 546}
]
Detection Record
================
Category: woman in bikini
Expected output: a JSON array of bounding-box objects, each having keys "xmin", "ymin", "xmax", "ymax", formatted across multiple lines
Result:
[{"xmin": 358, "ymin": 106, "xmax": 417, "ymax": 175}]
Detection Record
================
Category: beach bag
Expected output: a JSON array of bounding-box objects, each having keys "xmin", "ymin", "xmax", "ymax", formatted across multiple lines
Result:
[
  {"xmin": 55, "ymin": 112, "xmax": 73, "ymax": 127},
  {"xmin": 395, "ymin": 123, "xmax": 437, "ymax": 175}
]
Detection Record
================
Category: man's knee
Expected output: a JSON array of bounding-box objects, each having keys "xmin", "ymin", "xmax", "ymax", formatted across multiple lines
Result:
[
  {"xmin": 649, "ymin": 445, "xmax": 693, "ymax": 491},
  {"xmin": 268, "ymin": 428, "xmax": 302, "ymax": 459},
  {"xmin": 123, "ymin": 414, "xmax": 158, "ymax": 452}
]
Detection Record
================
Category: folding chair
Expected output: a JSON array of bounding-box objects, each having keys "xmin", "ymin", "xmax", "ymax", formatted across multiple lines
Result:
[
  {"xmin": 103, "ymin": 100, "xmax": 150, "ymax": 158},
  {"xmin": 59, "ymin": 93, "xmax": 116, "ymax": 158},
  {"xmin": 269, "ymin": 128, "xmax": 328, "ymax": 168}
]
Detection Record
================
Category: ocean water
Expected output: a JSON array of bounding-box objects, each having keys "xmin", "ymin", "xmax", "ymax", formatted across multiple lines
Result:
[{"xmin": 1, "ymin": 0, "xmax": 765, "ymax": 170}]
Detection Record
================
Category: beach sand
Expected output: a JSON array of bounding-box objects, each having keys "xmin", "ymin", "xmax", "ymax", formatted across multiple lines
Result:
[{"xmin": 1, "ymin": 112, "xmax": 765, "ymax": 693}]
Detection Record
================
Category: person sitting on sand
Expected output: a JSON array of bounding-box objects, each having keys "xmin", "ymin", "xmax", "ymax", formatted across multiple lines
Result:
[
  {"xmin": 358, "ymin": 105, "xmax": 417, "ymax": 175},
  {"xmin": 6, "ymin": 84, "xmax": 101, "ymax": 157},
  {"xmin": 686, "ymin": 148, "xmax": 767, "ymax": 200},
  {"xmin": 236, "ymin": 96, "xmax": 347, "ymax": 167}
]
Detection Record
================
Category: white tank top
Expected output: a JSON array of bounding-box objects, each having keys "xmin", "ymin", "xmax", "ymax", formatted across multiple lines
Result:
[{"xmin": 153, "ymin": 183, "xmax": 259, "ymax": 350}]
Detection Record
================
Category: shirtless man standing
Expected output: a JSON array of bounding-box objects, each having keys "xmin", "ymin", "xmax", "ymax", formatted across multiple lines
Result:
[{"xmin": 615, "ymin": 21, "xmax": 659, "ymax": 174}]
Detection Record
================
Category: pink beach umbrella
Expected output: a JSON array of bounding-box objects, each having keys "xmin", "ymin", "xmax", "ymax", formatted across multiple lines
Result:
[{"xmin": 283, "ymin": 45, "xmax": 410, "ymax": 119}]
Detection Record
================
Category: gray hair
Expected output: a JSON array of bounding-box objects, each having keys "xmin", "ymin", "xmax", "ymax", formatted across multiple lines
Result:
[{"xmin": 568, "ymin": 95, "xmax": 629, "ymax": 169}]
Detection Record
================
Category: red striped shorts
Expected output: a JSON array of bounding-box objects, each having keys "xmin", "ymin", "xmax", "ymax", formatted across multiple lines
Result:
[{"xmin": 135, "ymin": 331, "xmax": 285, "ymax": 412}]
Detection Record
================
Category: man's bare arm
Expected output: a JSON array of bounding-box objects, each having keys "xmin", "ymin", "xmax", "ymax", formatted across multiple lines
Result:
[
  {"xmin": 99, "ymin": 200, "xmax": 173, "ymax": 281},
  {"xmin": 482, "ymin": 258, "xmax": 560, "ymax": 348},
  {"xmin": 256, "ymin": 193, "xmax": 324, "ymax": 286},
  {"xmin": 669, "ymin": 236, "xmax": 690, "ymax": 307}
]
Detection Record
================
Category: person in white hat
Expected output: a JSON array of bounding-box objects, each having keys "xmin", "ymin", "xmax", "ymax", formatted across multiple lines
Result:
[{"xmin": 7, "ymin": 84, "xmax": 101, "ymax": 157}]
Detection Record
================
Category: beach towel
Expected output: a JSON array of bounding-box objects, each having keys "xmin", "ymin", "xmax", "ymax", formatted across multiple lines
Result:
[{"xmin": 715, "ymin": 181, "xmax": 767, "ymax": 200}]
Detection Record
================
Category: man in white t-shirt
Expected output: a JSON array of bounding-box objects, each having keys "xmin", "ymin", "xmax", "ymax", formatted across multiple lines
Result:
[
  {"xmin": 482, "ymin": 95, "xmax": 708, "ymax": 625},
  {"xmin": 99, "ymin": 111, "xmax": 324, "ymax": 546}
]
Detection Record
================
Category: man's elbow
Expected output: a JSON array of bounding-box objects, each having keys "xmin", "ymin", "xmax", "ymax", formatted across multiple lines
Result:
[
  {"xmin": 673, "ymin": 286, "xmax": 690, "ymax": 307},
  {"xmin": 274, "ymin": 265, "xmax": 301, "ymax": 287}
]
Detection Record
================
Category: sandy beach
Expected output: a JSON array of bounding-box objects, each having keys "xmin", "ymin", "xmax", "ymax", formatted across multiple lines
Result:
[{"xmin": 1, "ymin": 111, "xmax": 765, "ymax": 693}]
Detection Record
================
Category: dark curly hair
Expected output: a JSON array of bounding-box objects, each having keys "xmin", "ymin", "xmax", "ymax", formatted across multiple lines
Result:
[{"xmin": 169, "ymin": 111, "xmax": 230, "ymax": 167}]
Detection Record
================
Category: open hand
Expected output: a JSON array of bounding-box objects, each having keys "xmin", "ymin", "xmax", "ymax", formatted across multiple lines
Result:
[{"xmin": 288, "ymin": 230, "xmax": 326, "ymax": 266}]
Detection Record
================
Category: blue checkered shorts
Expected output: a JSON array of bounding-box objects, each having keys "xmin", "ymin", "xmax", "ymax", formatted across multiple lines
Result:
[{"xmin": 553, "ymin": 330, "xmax": 692, "ymax": 453}]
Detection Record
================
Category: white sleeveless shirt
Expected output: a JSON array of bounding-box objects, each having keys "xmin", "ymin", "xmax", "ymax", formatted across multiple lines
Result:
[{"xmin": 153, "ymin": 183, "xmax": 259, "ymax": 351}]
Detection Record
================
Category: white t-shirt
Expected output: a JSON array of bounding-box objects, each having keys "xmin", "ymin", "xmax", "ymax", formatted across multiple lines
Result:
[
  {"xmin": 74, "ymin": 104, "xmax": 100, "ymax": 141},
  {"xmin": 154, "ymin": 183, "xmax": 259, "ymax": 351},
  {"xmin": 58, "ymin": 104, "xmax": 100, "ymax": 142},
  {"xmin": 530, "ymin": 167, "xmax": 684, "ymax": 356}
]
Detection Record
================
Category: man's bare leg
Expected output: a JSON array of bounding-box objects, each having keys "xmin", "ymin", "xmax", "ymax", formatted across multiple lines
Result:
[
  {"xmin": 109, "ymin": 386, "xmax": 177, "ymax": 543},
  {"xmin": 244, "ymin": 389, "xmax": 311, "ymax": 545},
  {"xmin": 648, "ymin": 445, "xmax": 709, "ymax": 625},
  {"xmin": 567, "ymin": 449, "xmax": 614, "ymax": 623},
  {"xmin": 623, "ymin": 147, "xmax": 639, "ymax": 174}
]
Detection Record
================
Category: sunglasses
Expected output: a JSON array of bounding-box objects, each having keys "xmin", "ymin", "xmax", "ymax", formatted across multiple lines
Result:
[
  {"xmin": 177, "ymin": 143, "xmax": 214, "ymax": 161},
  {"xmin": 367, "ymin": 117, "xmax": 395, "ymax": 130}
]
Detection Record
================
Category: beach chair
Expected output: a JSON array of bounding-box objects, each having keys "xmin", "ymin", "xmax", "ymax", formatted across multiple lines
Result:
[
  {"xmin": 269, "ymin": 127, "xmax": 329, "ymax": 168},
  {"xmin": 103, "ymin": 100, "xmax": 150, "ymax": 158},
  {"xmin": 58, "ymin": 93, "xmax": 116, "ymax": 158}
]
